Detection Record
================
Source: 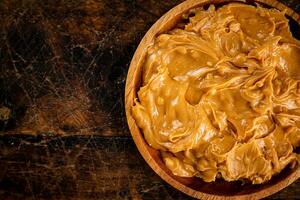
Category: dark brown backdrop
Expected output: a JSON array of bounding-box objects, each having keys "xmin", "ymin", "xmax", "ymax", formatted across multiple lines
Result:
[{"xmin": 0, "ymin": 0, "xmax": 299, "ymax": 199}]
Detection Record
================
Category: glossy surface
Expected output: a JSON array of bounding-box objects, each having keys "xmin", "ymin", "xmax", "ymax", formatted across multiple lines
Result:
[
  {"xmin": 133, "ymin": 3, "xmax": 300, "ymax": 184},
  {"xmin": 0, "ymin": 0, "xmax": 299, "ymax": 199}
]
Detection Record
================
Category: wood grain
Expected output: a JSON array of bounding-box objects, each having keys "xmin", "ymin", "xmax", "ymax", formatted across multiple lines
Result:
[
  {"xmin": 125, "ymin": 0, "xmax": 300, "ymax": 199},
  {"xmin": 0, "ymin": 135, "xmax": 299, "ymax": 199},
  {"xmin": 0, "ymin": 0, "xmax": 299, "ymax": 199},
  {"xmin": 0, "ymin": 0, "xmax": 183, "ymax": 137}
]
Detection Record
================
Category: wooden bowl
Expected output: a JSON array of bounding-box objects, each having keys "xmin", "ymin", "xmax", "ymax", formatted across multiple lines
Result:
[{"xmin": 125, "ymin": 0, "xmax": 300, "ymax": 199}]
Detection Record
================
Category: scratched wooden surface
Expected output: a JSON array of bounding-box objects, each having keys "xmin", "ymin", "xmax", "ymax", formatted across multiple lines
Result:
[{"xmin": 0, "ymin": 0, "xmax": 299, "ymax": 199}]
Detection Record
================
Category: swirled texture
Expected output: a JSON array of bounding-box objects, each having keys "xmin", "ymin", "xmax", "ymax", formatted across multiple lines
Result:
[{"xmin": 132, "ymin": 3, "xmax": 300, "ymax": 184}]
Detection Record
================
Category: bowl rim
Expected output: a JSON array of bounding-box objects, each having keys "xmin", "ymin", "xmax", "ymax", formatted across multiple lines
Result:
[{"xmin": 125, "ymin": 0, "xmax": 300, "ymax": 199}]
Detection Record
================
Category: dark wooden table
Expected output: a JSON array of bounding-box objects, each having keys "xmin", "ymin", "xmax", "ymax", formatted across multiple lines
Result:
[{"xmin": 0, "ymin": 0, "xmax": 299, "ymax": 199}]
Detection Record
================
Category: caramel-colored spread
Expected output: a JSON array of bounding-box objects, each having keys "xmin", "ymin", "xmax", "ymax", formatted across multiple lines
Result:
[{"xmin": 132, "ymin": 3, "xmax": 300, "ymax": 184}]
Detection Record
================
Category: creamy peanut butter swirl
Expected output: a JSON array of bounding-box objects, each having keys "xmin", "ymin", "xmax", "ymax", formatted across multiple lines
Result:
[{"xmin": 132, "ymin": 3, "xmax": 300, "ymax": 184}]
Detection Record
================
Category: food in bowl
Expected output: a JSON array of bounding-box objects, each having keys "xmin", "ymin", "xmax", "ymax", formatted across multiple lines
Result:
[{"xmin": 132, "ymin": 3, "xmax": 300, "ymax": 184}]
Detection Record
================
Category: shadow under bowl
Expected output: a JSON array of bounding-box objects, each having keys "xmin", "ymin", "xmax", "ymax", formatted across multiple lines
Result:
[{"xmin": 125, "ymin": 0, "xmax": 300, "ymax": 199}]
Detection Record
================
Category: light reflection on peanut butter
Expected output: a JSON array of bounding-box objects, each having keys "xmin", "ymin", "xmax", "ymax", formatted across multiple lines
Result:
[{"xmin": 132, "ymin": 3, "xmax": 300, "ymax": 184}]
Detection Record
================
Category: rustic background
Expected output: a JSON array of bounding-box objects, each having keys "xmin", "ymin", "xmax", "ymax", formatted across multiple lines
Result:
[{"xmin": 0, "ymin": 0, "xmax": 299, "ymax": 199}]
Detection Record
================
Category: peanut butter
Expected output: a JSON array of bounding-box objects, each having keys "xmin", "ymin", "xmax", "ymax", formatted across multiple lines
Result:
[{"xmin": 132, "ymin": 3, "xmax": 300, "ymax": 184}]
